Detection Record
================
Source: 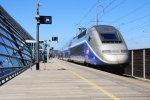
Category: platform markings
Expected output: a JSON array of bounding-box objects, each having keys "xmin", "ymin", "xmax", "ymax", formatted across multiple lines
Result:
[{"xmin": 62, "ymin": 66, "xmax": 120, "ymax": 100}]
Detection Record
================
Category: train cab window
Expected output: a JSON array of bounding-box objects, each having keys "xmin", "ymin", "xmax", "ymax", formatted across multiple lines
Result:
[
  {"xmin": 77, "ymin": 30, "xmax": 86, "ymax": 39},
  {"xmin": 100, "ymin": 33, "xmax": 122, "ymax": 43}
]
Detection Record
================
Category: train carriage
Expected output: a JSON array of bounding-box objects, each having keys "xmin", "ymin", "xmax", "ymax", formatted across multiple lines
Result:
[{"xmin": 63, "ymin": 25, "xmax": 129, "ymax": 66}]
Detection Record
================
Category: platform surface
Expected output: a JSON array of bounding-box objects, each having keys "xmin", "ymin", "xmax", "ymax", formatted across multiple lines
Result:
[{"xmin": 0, "ymin": 58, "xmax": 150, "ymax": 100}]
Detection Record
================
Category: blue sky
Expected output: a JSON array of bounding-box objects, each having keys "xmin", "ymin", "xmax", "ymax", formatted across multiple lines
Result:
[{"xmin": 1, "ymin": 0, "xmax": 150, "ymax": 50}]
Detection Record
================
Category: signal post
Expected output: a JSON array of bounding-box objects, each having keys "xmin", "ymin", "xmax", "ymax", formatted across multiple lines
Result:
[{"xmin": 35, "ymin": 1, "xmax": 52, "ymax": 70}]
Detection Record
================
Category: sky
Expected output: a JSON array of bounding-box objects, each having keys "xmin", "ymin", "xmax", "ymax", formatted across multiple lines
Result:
[{"xmin": 1, "ymin": 0, "xmax": 150, "ymax": 50}]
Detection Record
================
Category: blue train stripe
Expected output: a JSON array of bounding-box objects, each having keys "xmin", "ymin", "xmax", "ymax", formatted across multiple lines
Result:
[{"xmin": 70, "ymin": 40, "xmax": 107, "ymax": 65}]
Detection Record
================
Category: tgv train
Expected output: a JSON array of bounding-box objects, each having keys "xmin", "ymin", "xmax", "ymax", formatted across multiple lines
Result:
[{"xmin": 62, "ymin": 25, "xmax": 129, "ymax": 66}]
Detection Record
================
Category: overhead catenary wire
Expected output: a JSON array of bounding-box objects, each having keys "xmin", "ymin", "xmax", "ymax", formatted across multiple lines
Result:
[
  {"xmin": 124, "ymin": 22, "xmax": 150, "ymax": 32},
  {"xmin": 77, "ymin": 0, "xmax": 122, "ymax": 27},
  {"xmin": 77, "ymin": 0, "xmax": 100, "ymax": 26},
  {"xmin": 100, "ymin": 0, "xmax": 126, "ymax": 18},
  {"xmin": 109, "ymin": 1, "xmax": 150, "ymax": 46},
  {"xmin": 91, "ymin": 0, "xmax": 117, "ymax": 25},
  {"xmin": 100, "ymin": 1, "xmax": 150, "ymax": 49},
  {"xmin": 83, "ymin": 0, "xmax": 117, "ymax": 27},
  {"xmin": 102, "ymin": 0, "xmax": 117, "ymax": 11},
  {"xmin": 127, "ymin": 32, "xmax": 150, "ymax": 44},
  {"xmin": 77, "ymin": 0, "xmax": 150, "ymax": 36},
  {"xmin": 97, "ymin": 0, "xmax": 117, "ymax": 17},
  {"xmin": 111, "ymin": 0, "xmax": 150, "ymax": 23},
  {"xmin": 117, "ymin": 14, "xmax": 150, "ymax": 27},
  {"xmin": 69, "ymin": 0, "xmax": 99, "ymax": 39},
  {"xmin": 120, "ymin": 20, "xmax": 150, "ymax": 47}
]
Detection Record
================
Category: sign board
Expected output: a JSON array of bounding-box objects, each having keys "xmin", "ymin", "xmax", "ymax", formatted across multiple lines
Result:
[
  {"xmin": 25, "ymin": 40, "xmax": 37, "ymax": 43},
  {"xmin": 52, "ymin": 37, "xmax": 58, "ymax": 41},
  {"xmin": 40, "ymin": 16, "xmax": 52, "ymax": 24}
]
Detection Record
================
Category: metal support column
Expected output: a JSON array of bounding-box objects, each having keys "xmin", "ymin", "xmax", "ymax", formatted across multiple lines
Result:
[
  {"xmin": 143, "ymin": 49, "xmax": 145, "ymax": 79},
  {"xmin": 36, "ymin": 1, "xmax": 40, "ymax": 70},
  {"xmin": 132, "ymin": 50, "xmax": 134, "ymax": 76}
]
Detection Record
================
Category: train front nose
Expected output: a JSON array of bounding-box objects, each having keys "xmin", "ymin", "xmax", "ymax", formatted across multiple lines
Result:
[{"xmin": 103, "ymin": 54, "xmax": 129, "ymax": 64}]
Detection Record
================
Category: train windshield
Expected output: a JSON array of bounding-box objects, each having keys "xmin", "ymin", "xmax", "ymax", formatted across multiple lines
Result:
[{"xmin": 100, "ymin": 33, "xmax": 122, "ymax": 43}]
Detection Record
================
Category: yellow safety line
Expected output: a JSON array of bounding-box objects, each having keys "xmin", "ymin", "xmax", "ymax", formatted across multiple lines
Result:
[{"xmin": 66, "ymin": 68, "xmax": 120, "ymax": 100}]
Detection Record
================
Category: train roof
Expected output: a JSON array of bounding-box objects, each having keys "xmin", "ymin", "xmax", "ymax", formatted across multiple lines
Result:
[
  {"xmin": 90, "ymin": 25, "xmax": 119, "ymax": 33},
  {"xmin": 92, "ymin": 25, "xmax": 117, "ymax": 30},
  {"xmin": 72, "ymin": 25, "xmax": 118, "ymax": 40},
  {"xmin": 92, "ymin": 25, "xmax": 115, "ymax": 28}
]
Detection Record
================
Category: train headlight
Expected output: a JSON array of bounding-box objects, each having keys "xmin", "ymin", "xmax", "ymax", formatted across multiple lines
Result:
[
  {"xmin": 102, "ymin": 50, "xmax": 111, "ymax": 53},
  {"xmin": 121, "ymin": 50, "xmax": 128, "ymax": 53}
]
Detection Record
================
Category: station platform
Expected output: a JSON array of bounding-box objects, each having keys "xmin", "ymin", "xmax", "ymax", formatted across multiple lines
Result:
[{"xmin": 0, "ymin": 58, "xmax": 150, "ymax": 100}]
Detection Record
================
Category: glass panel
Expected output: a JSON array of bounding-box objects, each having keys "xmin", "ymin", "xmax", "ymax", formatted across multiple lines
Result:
[
  {"xmin": 0, "ymin": 35, "xmax": 4, "ymax": 43},
  {"xmin": 0, "ymin": 44, "xmax": 9, "ymax": 55},
  {"xmin": 6, "ymin": 48, "xmax": 21, "ymax": 58},
  {"xmin": 0, "ymin": 36, "xmax": 18, "ymax": 50},
  {"xmin": 0, "ymin": 7, "xmax": 34, "ymax": 69},
  {"xmin": 13, "ymin": 50, "xmax": 21, "ymax": 58},
  {"xmin": 0, "ymin": 22, "xmax": 7, "ymax": 30},
  {"xmin": 17, "ymin": 59, "xmax": 24, "ymax": 67},
  {"xmin": 4, "ymin": 47, "xmax": 13, "ymax": 55},
  {"xmin": 0, "ymin": 28, "xmax": 14, "ymax": 41},
  {"xmin": 0, "ymin": 56, "xmax": 4, "ymax": 67},
  {"xmin": 0, "ymin": 20, "xmax": 8, "ymax": 31},
  {"xmin": 11, "ymin": 42, "xmax": 18, "ymax": 50},
  {"xmin": 22, "ymin": 53, "xmax": 31, "ymax": 60},
  {"xmin": 14, "ymin": 33, "xmax": 25, "ymax": 44},
  {"xmin": 0, "ymin": 56, "xmax": 13, "ymax": 68},
  {"xmin": 10, "ymin": 58, "xmax": 20, "ymax": 67},
  {"xmin": 1, "ymin": 37, "xmax": 13, "ymax": 47},
  {"xmin": 23, "ymin": 49, "xmax": 31, "ymax": 56},
  {"xmin": 23, "ymin": 60, "xmax": 28, "ymax": 66}
]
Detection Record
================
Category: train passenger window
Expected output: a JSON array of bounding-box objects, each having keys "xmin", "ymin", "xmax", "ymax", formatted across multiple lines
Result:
[
  {"xmin": 70, "ymin": 44, "xmax": 84, "ymax": 55},
  {"xmin": 100, "ymin": 33, "xmax": 122, "ymax": 43}
]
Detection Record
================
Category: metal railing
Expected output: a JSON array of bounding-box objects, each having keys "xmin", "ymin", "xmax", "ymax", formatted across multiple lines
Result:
[
  {"xmin": 0, "ymin": 63, "xmax": 35, "ymax": 86},
  {"xmin": 125, "ymin": 49, "xmax": 150, "ymax": 80}
]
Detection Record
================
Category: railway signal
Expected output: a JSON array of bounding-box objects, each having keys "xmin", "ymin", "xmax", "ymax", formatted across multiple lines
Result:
[{"xmin": 35, "ymin": 1, "xmax": 52, "ymax": 70}]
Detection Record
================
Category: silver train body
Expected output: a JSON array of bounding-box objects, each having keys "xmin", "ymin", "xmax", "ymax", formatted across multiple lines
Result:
[{"xmin": 63, "ymin": 25, "xmax": 129, "ymax": 66}]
